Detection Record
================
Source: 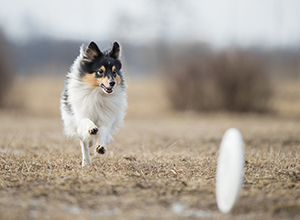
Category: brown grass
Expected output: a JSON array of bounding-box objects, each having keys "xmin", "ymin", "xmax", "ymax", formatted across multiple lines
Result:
[{"xmin": 0, "ymin": 77, "xmax": 300, "ymax": 220}]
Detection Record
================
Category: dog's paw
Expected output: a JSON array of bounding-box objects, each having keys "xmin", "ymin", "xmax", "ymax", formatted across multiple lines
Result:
[
  {"xmin": 96, "ymin": 145, "xmax": 107, "ymax": 155},
  {"xmin": 88, "ymin": 127, "xmax": 98, "ymax": 135}
]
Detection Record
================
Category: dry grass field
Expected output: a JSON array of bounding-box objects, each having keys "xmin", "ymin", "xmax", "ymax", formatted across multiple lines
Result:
[{"xmin": 0, "ymin": 77, "xmax": 300, "ymax": 220}]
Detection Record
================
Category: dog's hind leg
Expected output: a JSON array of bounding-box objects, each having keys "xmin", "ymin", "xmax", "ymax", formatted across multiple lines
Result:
[{"xmin": 80, "ymin": 140, "xmax": 91, "ymax": 167}]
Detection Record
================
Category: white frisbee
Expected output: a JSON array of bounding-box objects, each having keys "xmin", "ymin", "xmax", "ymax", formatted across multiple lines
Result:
[{"xmin": 216, "ymin": 128, "xmax": 244, "ymax": 213}]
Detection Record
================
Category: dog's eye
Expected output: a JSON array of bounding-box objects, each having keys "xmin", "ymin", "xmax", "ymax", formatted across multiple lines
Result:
[
  {"xmin": 97, "ymin": 69, "xmax": 104, "ymax": 75},
  {"xmin": 112, "ymin": 70, "xmax": 117, "ymax": 76}
]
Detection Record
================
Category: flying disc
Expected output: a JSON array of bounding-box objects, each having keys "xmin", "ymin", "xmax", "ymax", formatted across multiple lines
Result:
[{"xmin": 216, "ymin": 128, "xmax": 244, "ymax": 213}]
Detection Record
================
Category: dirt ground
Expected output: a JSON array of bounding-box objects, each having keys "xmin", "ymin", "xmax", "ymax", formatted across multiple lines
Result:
[{"xmin": 0, "ymin": 77, "xmax": 299, "ymax": 220}]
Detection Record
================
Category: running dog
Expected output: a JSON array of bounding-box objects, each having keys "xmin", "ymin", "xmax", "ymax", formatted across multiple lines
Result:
[{"xmin": 60, "ymin": 41, "xmax": 127, "ymax": 167}]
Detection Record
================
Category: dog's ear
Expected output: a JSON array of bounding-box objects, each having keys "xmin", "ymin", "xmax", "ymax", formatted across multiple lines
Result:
[
  {"xmin": 83, "ymin": 41, "xmax": 103, "ymax": 62},
  {"xmin": 109, "ymin": 42, "xmax": 121, "ymax": 59}
]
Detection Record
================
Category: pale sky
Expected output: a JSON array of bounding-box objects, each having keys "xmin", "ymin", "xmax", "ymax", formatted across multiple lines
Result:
[{"xmin": 0, "ymin": 0, "xmax": 299, "ymax": 48}]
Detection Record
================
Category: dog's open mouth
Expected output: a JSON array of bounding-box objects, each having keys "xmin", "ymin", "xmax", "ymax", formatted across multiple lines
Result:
[{"xmin": 101, "ymin": 84, "xmax": 114, "ymax": 94}]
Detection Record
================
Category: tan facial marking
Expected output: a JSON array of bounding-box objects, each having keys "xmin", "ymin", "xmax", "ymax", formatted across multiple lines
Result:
[
  {"xmin": 99, "ymin": 66, "xmax": 106, "ymax": 73},
  {"xmin": 112, "ymin": 66, "xmax": 116, "ymax": 72},
  {"xmin": 116, "ymin": 74, "xmax": 121, "ymax": 86},
  {"xmin": 83, "ymin": 72, "xmax": 97, "ymax": 87},
  {"xmin": 97, "ymin": 76, "xmax": 109, "ymax": 86}
]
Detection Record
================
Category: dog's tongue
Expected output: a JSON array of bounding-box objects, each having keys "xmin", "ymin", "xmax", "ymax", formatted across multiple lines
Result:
[
  {"xmin": 101, "ymin": 84, "xmax": 113, "ymax": 93},
  {"xmin": 104, "ymin": 86, "xmax": 113, "ymax": 93},
  {"xmin": 106, "ymin": 88, "xmax": 112, "ymax": 93}
]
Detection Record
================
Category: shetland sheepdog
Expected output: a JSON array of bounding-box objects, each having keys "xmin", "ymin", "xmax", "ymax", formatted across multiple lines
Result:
[{"xmin": 60, "ymin": 41, "xmax": 127, "ymax": 167}]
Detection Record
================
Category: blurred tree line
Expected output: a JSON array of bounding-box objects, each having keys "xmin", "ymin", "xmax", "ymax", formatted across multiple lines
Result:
[
  {"xmin": 0, "ymin": 31, "xmax": 13, "ymax": 107},
  {"xmin": 164, "ymin": 46, "xmax": 272, "ymax": 112}
]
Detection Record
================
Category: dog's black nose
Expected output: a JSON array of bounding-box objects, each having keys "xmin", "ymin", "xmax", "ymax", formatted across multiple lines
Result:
[{"xmin": 109, "ymin": 81, "xmax": 115, "ymax": 87}]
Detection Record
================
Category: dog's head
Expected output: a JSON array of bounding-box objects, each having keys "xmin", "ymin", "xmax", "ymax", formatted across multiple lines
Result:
[{"xmin": 80, "ymin": 41, "xmax": 123, "ymax": 94}]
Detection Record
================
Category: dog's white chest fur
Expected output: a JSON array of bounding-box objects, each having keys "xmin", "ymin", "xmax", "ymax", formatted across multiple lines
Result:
[{"xmin": 69, "ymin": 79, "xmax": 126, "ymax": 127}]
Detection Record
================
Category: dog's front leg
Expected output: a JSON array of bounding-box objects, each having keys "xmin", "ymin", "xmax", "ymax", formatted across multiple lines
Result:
[
  {"xmin": 77, "ymin": 118, "xmax": 98, "ymax": 141},
  {"xmin": 80, "ymin": 140, "xmax": 91, "ymax": 167},
  {"xmin": 95, "ymin": 126, "xmax": 112, "ymax": 155}
]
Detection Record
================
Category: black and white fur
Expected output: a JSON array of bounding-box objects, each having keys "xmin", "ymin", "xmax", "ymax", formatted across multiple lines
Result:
[{"xmin": 60, "ymin": 41, "xmax": 127, "ymax": 167}]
